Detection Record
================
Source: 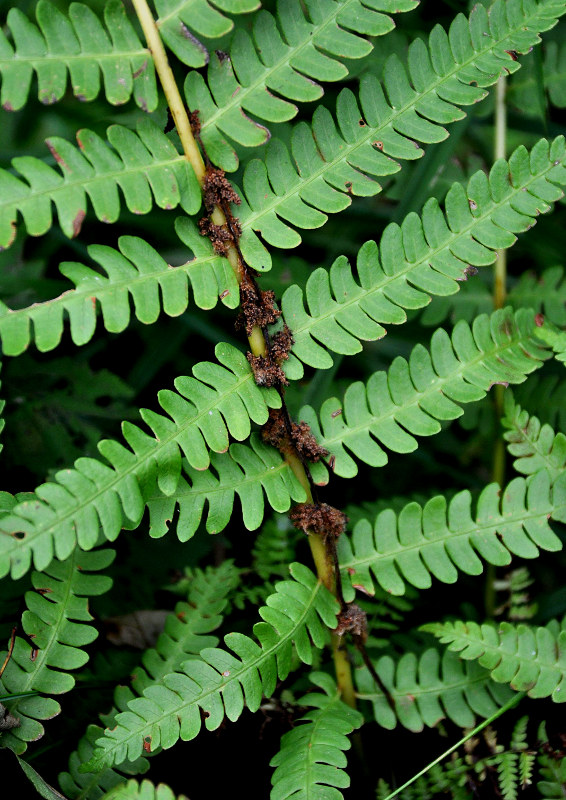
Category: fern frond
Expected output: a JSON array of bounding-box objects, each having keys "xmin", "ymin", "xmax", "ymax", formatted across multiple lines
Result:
[
  {"xmin": 270, "ymin": 672, "xmax": 363, "ymax": 800},
  {"xmin": 185, "ymin": 0, "xmax": 417, "ymax": 168},
  {"xmin": 0, "ymin": 547, "xmax": 114, "ymax": 754},
  {"xmin": 422, "ymin": 618, "xmax": 566, "ymax": 701},
  {"xmin": 300, "ymin": 309, "xmax": 549, "ymax": 480},
  {"xmin": 502, "ymin": 393, "xmax": 566, "ymax": 478},
  {"xmin": 421, "ymin": 279, "xmax": 492, "ymax": 327},
  {"xmin": 338, "ymin": 468, "xmax": 565, "ymax": 598},
  {"xmin": 279, "ymin": 137, "xmax": 566, "ymax": 375},
  {"xmin": 154, "ymin": 0, "xmax": 260, "ymax": 68},
  {"xmin": 146, "ymin": 434, "xmax": 306, "ymax": 540},
  {"xmin": 81, "ymin": 563, "xmax": 339, "ymax": 772},
  {"xmin": 356, "ymin": 647, "xmax": 513, "ymax": 732},
  {"xmin": 0, "ymin": 220, "xmax": 238, "ymax": 356},
  {"xmin": 231, "ymin": 0, "xmax": 566, "ymax": 266},
  {"xmin": 0, "ymin": 1, "xmax": 157, "ymax": 112},
  {"xmin": 537, "ymin": 741, "xmax": 566, "ymax": 799},
  {"xmin": 101, "ymin": 779, "xmax": 187, "ymax": 800},
  {"xmin": 0, "ymin": 119, "xmax": 200, "ymax": 250},
  {"xmin": 531, "ymin": 320, "xmax": 566, "ymax": 364},
  {"xmin": 508, "ymin": 265, "xmax": 566, "ymax": 327},
  {"xmin": 0, "ymin": 345, "xmax": 279, "ymax": 579}
]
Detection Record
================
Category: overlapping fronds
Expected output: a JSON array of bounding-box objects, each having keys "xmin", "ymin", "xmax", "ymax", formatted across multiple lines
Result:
[
  {"xmin": 299, "ymin": 309, "xmax": 550, "ymax": 480},
  {"xmin": 532, "ymin": 320, "xmax": 566, "ymax": 363},
  {"xmin": 338, "ymin": 468, "xmax": 565, "ymax": 598},
  {"xmin": 154, "ymin": 0, "xmax": 260, "ymax": 68},
  {"xmin": 356, "ymin": 647, "xmax": 514, "ymax": 732},
  {"xmin": 0, "ymin": 119, "xmax": 200, "ymax": 250},
  {"xmin": 60, "ymin": 563, "xmax": 237, "ymax": 799},
  {"xmin": 185, "ymin": 0, "xmax": 417, "ymax": 168},
  {"xmin": 146, "ymin": 434, "xmax": 306, "ymax": 540},
  {"xmin": 0, "ymin": 345, "xmax": 279, "ymax": 580},
  {"xmin": 0, "ymin": 547, "xmax": 114, "ymax": 754},
  {"xmin": 0, "ymin": 220, "xmax": 238, "ymax": 356},
  {"xmin": 278, "ymin": 138, "xmax": 566, "ymax": 376},
  {"xmin": 502, "ymin": 394, "xmax": 566, "ymax": 478},
  {"xmin": 82, "ymin": 563, "xmax": 339, "ymax": 772},
  {"xmin": 422, "ymin": 618, "xmax": 566, "ymax": 701},
  {"xmin": 101, "ymin": 779, "xmax": 186, "ymax": 800},
  {"xmin": 232, "ymin": 0, "xmax": 566, "ymax": 266},
  {"xmin": 0, "ymin": 1, "xmax": 157, "ymax": 112},
  {"xmin": 270, "ymin": 672, "xmax": 363, "ymax": 800}
]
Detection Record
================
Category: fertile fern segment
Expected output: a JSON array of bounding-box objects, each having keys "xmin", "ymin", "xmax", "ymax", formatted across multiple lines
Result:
[
  {"xmin": 279, "ymin": 137, "xmax": 566, "ymax": 376},
  {"xmin": 184, "ymin": 0, "xmax": 417, "ymax": 169},
  {"xmin": 0, "ymin": 546, "xmax": 114, "ymax": 754},
  {"xmin": 423, "ymin": 618, "xmax": 566, "ymax": 701},
  {"xmin": 0, "ymin": 345, "xmax": 279, "ymax": 580},
  {"xmin": 0, "ymin": 119, "xmax": 201, "ymax": 250},
  {"xmin": 82, "ymin": 564, "xmax": 339, "ymax": 772},
  {"xmin": 502, "ymin": 394, "xmax": 566, "ymax": 479},
  {"xmin": 145, "ymin": 435, "xmax": 306, "ymax": 540},
  {"xmin": 0, "ymin": 1, "xmax": 157, "ymax": 111},
  {"xmin": 300, "ymin": 309, "xmax": 550, "ymax": 481},
  {"xmin": 270, "ymin": 672, "xmax": 363, "ymax": 800},
  {"xmin": 233, "ymin": 0, "xmax": 566, "ymax": 266},
  {"xmin": 0, "ymin": 220, "xmax": 239, "ymax": 356},
  {"xmin": 337, "ymin": 468, "xmax": 565, "ymax": 598},
  {"xmin": 355, "ymin": 647, "xmax": 514, "ymax": 732}
]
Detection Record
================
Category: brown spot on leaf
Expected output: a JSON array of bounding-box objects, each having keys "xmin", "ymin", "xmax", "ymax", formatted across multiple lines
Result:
[
  {"xmin": 373, "ymin": 141, "xmax": 383, "ymax": 150},
  {"xmin": 132, "ymin": 61, "xmax": 148, "ymax": 80},
  {"xmin": 188, "ymin": 109, "xmax": 201, "ymax": 137},
  {"xmin": 535, "ymin": 313, "xmax": 544, "ymax": 327},
  {"xmin": 143, "ymin": 736, "xmax": 152, "ymax": 753},
  {"xmin": 505, "ymin": 50, "xmax": 519, "ymax": 61},
  {"xmin": 72, "ymin": 209, "xmax": 86, "ymax": 238}
]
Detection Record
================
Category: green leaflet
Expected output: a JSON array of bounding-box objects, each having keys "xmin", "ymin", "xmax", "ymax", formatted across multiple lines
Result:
[
  {"xmin": 0, "ymin": 119, "xmax": 200, "ymax": 250},
  {"xmin": 0, "ymin": 547, "xmax": 114, "ymax": 754},
  {"xmin": 0, "ymin": 220, "xmax": 238, "ymax": 356},
  {"xmin": 0, "ymin": 345, "xmax": 280, "ymax": 580},
  {"xmin": 356, "ymin": 647, "xmax": 514, "ymax": 732},
  {"xmin": 185, "ymin": 0, "xmax": 417, "ymax": 168},
  {"xmin": 338, "ymin": 468, "xmax": 565, "ymax": 598},
  {"xmin": 532, "ymin": 319, "xmax": 566, "ymax": 364},
  {"xmin": 502, "ymin": 393, "xmax": 566, "ymax": 479},
  {"xmin": 100, "ymin": 780, "xmax": 186, "ymax": 800},
  {"xmin": 270, "ymin": 672, "xmax": 363, "ymax": 800},
  {"xmin": 422, "ymin": 618, "xmax": 566, "ymax": 701},
  {"xmin": 81, "ymin": 563, "xmax": 339, "ymax": 773},
  {"xmin": 233, "ymin": 0, "xmax": 566, "ymax": 266},
  {"xmin": 537, "ymin": 738, "xmax": 566, "ymax": 798},
  {"xmin": 145, "ymin": 434, "xmax": 307, "ymax": 540},
  {"xmin": 300, "ymin": 309, "xmax": 550, "ymax": 481},
  {"xmin": 0, "ymin": 0, "xmax": 157, "ymax": 111},
  {"xmin": 279, "ymin": 137, "xmax": 566, "ymax": 376}
]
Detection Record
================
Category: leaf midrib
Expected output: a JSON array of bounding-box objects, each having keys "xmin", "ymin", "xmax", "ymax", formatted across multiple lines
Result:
[
  {"xmin": 0, "ymin": 49, "xmax": 149, "ymax": 66},
  {"xmin": 356, "ymin": 663, "xmax": 495, "ymax": 701}
]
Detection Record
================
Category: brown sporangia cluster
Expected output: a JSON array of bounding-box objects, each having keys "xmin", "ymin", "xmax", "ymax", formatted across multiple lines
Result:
[
  {"xmin": 289, "ymin": 502, "xmax": 347, "ymax": 540},
  {"xmin": 262, "ymin": 408, "xmax": 328, "ymax": 463},
  {"xmin": 188, "ymin": 109, "xmax": 201, "ymax": 137},
  {"xmin": 198, "ymin": 165, "xmax": 242, "ymax": 256},
  {"xmin": 246, "ymin": 324, "xmax": 294, "ymax": 388},
  {"xmin": 334, "ymin": 603, "xmax": 368, "ymax": 642},
  {"xmin": 236, "ymin": 273, "xmax": 280, "ymax": 335}
]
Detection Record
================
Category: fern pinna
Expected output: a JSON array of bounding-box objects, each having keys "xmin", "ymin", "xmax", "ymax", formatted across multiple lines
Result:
[{"xmin": 1, "ymin": 0, "xmax": 566, "ymax": 798}]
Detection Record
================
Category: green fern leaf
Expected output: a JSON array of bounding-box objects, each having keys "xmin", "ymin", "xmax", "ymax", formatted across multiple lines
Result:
[
  {"xmin": 0, "ymin": 220, "xmax": 238, "ymax": 356},
  {"xmin": 0, "ymin": 1, "xmax": 157, "ymax": 112},
  {"xmin": 0, "ymin": 119, "xmax": 200, "ymax": 250},
  {"xmin": 514, "ymin": 374, "xmax": 566, "ymax": 432},
  {"xmin": 270, "ymin": 672, "xmax": 363, "ymax": 800},
  {"xmin": 338, "ymin": 468, "xmax": 565, "ymax": 598},
  {"xmin": 537, "ymin": 743, "xmax": 566, "ymax": 799},
  {"xmin": 0, "ymin": 547, "xmax": 114, "ymax": 754},
  {"xmin": 279, "ymin": 137, "xmax": 566, "ymax": 375},
  {"xmin": 532, "ymin": 320, "xmax": 566, "ymax": 364},
  {"xmin": 502, "ymin": 393, "xmax": 566, "ymax": 478},
  {"xmin": 0, "ymin": 345, "xmax": 279, "ymax": 579},
  {"xmin": 154, "ymin": 0, "xmax": 261, "ymax": 68},
  {"xmin": 356, "ymin": 647, "xmax": 513, "ymax": 732},
  {"xmin": 185, "ymin": 0, "xmax": 417, "ymax": 169},
  {"xmin": 231, "ymin": 0, "xmax": 566, "ymax": 266},
  {"xmin": 422, "ymin": 618, "xmax": 566, "ymax": 701},
  {"xmin": 81, "ymin": 563, "xmax": 339, "ymax": 773},
  {"xmin": 508, "ymin": 265, "xmax": 566, "ymax": 326},
  {"xmin": 100, "ymin": 779, "xmax": 187, "ymax": 800},
  {"xmin": 300, "ymin": 309, "xmax": 549, "ymax": 480},
  {"xmin": 421, "ymin": 279, "xmax": 493, "ymax": 328},
  {"xmin": 146, "ymin": 434, "xmax": 306, "ymax": 540}
]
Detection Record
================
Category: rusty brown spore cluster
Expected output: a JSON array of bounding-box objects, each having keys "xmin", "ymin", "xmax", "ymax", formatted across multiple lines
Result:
[
  {"xmin": 262, "ymin": 408, "xmax": 328, "ymax": 463},
  {"xmin": 198, "ymin": 162, "xmax": 242, "ymax": 256},
  {"xmin": 289, "ymin": 502, "xmax": 347, "ymax": 540},
  {"xmin": 334, "ymin": 603, "xmax": 368, "ymax": 641}
]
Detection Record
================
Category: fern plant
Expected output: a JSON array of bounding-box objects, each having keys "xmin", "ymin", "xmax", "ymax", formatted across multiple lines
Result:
[{"xmin": 1, "ymin": 0, "xmax": 566, "ymax": 797}]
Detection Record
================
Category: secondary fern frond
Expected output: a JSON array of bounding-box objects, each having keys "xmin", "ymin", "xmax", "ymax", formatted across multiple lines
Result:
[
  {"xmin": 299, "ymin": 309, "xmax": 550, "ymax": 480},
  {"xmin": 422, "ymin": 618, "xmax": 566, "ymax": 701},
  {"xmin": 0, "ymin": 345, "xmax": 279, "ymax": 579},
  {"xmin": 270, "ymin": 672, "xmax": 363, "ymax": 800},
  {"xmin": 100, "ymin": 779, "xmax": 187, "ymax": 800},
  {"xmin": 338, "ymin": 468, "xmax": 565, "ymax": 598},
  {"xmin": 0, "ymin": 119, "xmax": 200, "ymax": 250},
  {"xmin": 185, "ymin": 0, "xmax": 417, "ymax": 169},
  {"xmin": 356, "ymin": 647, "xmax": 514, "ymax": 732},
  {"xmin": 0, "ymin": 547, "xmax": 114, "ymax": 754},
  {"xmin": 537, "ymin": 737, "xmax": 566, "ymax": 799},
  {"xmin": 502, "ymin": 393, "xmax": 566, "ymax": 479},
  {"xmin": 0, "ymin": 220, "xmax": 238, "ymax": 356},
  {"xmin": 279, "ymin": 137, "xmax": 566, "ymax": 376},
  {"xmin": 231, "ymin": 0, "xmax": 566, "ymax": 266},
  {"xmin": 0, "ymin": 1, "xmax": 157, "ymax": 112},
  {"xmin": 81, "ymin": 563, "xmax": 339, "ymax": 772}
]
